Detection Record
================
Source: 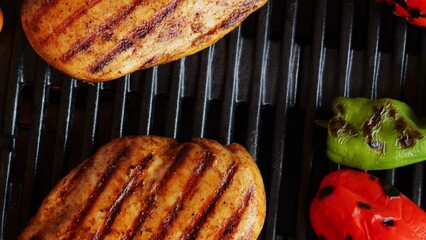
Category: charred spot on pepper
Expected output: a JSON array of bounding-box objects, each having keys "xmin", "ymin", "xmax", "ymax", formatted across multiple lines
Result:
[
  {"xmin": 345, "ymin": 235, "xmax": 353, "ymax": 240},
  {"xmin": 379, "ymin": 179, "xmax": 400, "ymax": 197},
  {"xmin": 398, "ymin": 130, "xmax": 423, "ymax": 149},
  {"xmin": 357, "ymin": 201, "xmax": 372, "ymax": 210},
  {"xmin": 367, "ymin": 140, "xmax": 384, "ymax": 151},
  {"xmin": 394, "ymin": 117, "xmax": 424, "ymax": 148},
  {"xmin": 408, "ymin": 129, "xmax": 422, "ymax": 139},
  {"xmin": 409, "ymin": 8, "xmax": 421, "ymax": 18},
  {"xmin": 383, "ymin": 218, "xmax": 395, "ymax": 227},
  {"xmin": 329, "ymin": 117, "xmax": 345, "ymax": 136},
  {"xmin": 335, "ymin": 103, "xmax": 344, "ymax": 114},
  {"xmin": 371, "ymin": 106, "xmax": 385, "ymax": 126},
  {"xmin": 363, "ymin": 106, "xmax": 385, "ymax": 134},
  {"xmin": 398, "ymin": 135, "xmax": 416, "ymax": 148},
  {"xmin": 329, "ymin": 117, "xmax": 356, "ymax": 137},
  {"xmin": 363, "ymin": 107, "xmax": 386, "ymax": 152},
  {"xmin": 388, "ymin": 108, "xmax": 397, "ymax": 119},
  {"xmin": 318, "ymin": 185, "xmax": 334, "ymax": 200},
  {"xmin": 395, "ymin": 118, "xmax": 407, "ymax": 133}
]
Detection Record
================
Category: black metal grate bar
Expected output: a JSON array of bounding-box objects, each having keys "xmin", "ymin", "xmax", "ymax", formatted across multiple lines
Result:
[
  {"xmin": 365, "ymin": 1, "xmax": 382, "ymax": 99},
  {"xmin": 391, "ymin": 21, "xmax": 407, "ymax": 98},
  {"xmin": 19, "ymin": 61, "xmax": 51, "ymax": 227},
  {"xmin": 52, "ymin": 78, "xmax": 77, "ymax": 185},
  {"xmin": 246, "ymin": 0, "xmax": 272, "ymax": 161},
  {"xmin": 295, "ymin": 0, "xmax": 328, "ymax": 238},
  {"xmin": 1, "ymin": 1, "xmax": 26, "ymax": 237},
  {"xmin": 111, "ymin": 75, "xmax": 129, "ymax": 138},
  {"xmin": 412, "ymin": 29, "xmax": 426, "ymax": 207},
  {"xmin": 266, "ymin": 0, "xmax": 299, "ymax": 238},
  {"xmin": 220, "ymin": 28, "xmax": 243, "ymax": 145},
  {"xmin": 193, "ymin": 46, "xmax": 215, "ymax": 138},
  {"xmin": 338, "ymin": 0, "xmax": 354, "ymax": 96},
  {"xmin": 139, "ymin": 67, "xmax": 158, "ymax": 135},
  {"xmin": 81, "ymin": 83, "xmax": 101, "ymax": 160},
  {"xmin": 165, "ymin": 58, "xmax": 186, "ymax": 139}
]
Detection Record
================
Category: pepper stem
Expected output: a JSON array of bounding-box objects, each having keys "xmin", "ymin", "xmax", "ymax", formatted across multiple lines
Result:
[{"xmin": 314, "ymin": 120, "xmax": 329, "ymax": 129}]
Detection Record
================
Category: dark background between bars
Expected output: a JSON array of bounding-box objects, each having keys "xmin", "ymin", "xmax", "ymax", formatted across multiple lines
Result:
[{"xmin": 1, "ymin": 0, "xmax": 426, "ymax": 239}]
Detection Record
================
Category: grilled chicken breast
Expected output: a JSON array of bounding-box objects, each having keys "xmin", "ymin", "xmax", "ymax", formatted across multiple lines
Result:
[
  {"xmin": 0, "ymin": 7, "xmax": 3, "ymax": 32},
  {"xmin": 21, "ymin": 0, "xmax": 268, "ymax": 82},
  {"xmin": 19, "ymin": 136, "xmax": 266, "ymax": 240}
]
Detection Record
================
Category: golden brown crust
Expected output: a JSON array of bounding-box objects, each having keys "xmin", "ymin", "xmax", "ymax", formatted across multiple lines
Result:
[
  {"xmin": 0, "ymin": 7, "xmax": 3, "ymax": 32},
  {"xmin": 19, "ymin": 136, "xmax": 266, "ymax": 240},
  {"xmin": 21, "ymin": 0, "xmax": 268, "ymax": 82}
]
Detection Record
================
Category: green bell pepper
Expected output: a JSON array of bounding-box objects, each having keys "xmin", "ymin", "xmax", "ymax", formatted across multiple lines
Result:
[{"xmin": 326, "ymin": 97, "xmax": 426, "ymax": 170}]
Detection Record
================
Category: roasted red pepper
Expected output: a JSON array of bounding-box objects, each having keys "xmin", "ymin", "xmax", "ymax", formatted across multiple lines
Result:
[
  {"xmin": 376, "ymin": 0, "xmax": 426, "ymax": 27},
  {"xmin": 310, "ymin": 169, "xmax": 426, "ymax": 239}
]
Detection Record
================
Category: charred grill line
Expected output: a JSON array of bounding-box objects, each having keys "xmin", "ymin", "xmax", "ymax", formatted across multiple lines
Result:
[
  {"xmin": 63, "ymin": 146, "xmax": 129, "ymax": 240},
  {"xmin": 219, "ymin": 187, "xmax": 254, "ymax": 240},
  {"xmin": 58, "ymin": 157, "xmax": 94, "ymax": 200},
  {"xmin": 217, "ymin": 0, "xmax": 258, "ymax": 32},
  {"xmin": 40, "ymin": 0, "xmax": 103, "ymax": 45},
  {"xmin": 123, "ymin": 144, "xmax": 191, "ymax": 240},
  {"xmin": 149, "ymin": 151, "xmax": 216, "ymax": 240},
  {"xmin": 122, "ymin": 195, "xmax": 154, "ymax": 240},
  {"xmin": 92, "ymin": 154, "xmax": 154, "ymax": 240},
  {"xmin": 89, "ymin": 0, "xmax": 184, "ymax": 73},
  {"xmin": 31, "ymin": 158, "xmax": 97, "ymax": 240},
  {"xmin": 181, "ymin": 162, "xmax": 239, "ymax": 240},
  {"xmin": 60, "ymin": 0, "xmax": 145, "ymax": 62},
  {"xmin": 29, "ymin": 0, "xmax": 60, "ymax": 27},
  {"xmin": 192, "ymin": 0, "xmax": 257, "ymax": 46}
]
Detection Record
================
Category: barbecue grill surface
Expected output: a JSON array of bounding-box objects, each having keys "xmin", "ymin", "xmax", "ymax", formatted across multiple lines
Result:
[{"xmin": 1, "ymin": 0, "xmax": 426, "ymax": 239}]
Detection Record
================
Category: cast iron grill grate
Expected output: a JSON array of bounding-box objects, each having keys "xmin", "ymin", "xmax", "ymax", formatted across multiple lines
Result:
[{"xmin": 1, "ymin": 0, "xmax": 426, "ymax": 239}]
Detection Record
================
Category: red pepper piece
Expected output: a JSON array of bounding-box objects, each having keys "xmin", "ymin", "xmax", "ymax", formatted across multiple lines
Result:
[
  {"xmin": 310, "ymin": 169, "xmax": 426, "ymax": 240},
  {"xmin": 376, "ymin": 0, "xmax": 426, "ymax": 27}
]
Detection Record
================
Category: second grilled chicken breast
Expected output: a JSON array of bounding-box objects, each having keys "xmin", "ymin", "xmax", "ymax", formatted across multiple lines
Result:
[
  {"xmin": 21, "ymin": 0, "xmax": 268, "ymax": 82},
  {"xmin": 19, "ymin": 136, "xmax": 266, "ymax": 240}
]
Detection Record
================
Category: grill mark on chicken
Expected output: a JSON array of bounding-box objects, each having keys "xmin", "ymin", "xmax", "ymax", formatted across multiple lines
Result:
[
  {"xmin": 89, "ymin": 0, "xmax": 184, "ymax": 73},
  {"xmin": 60, "ymin": 0, "xmax": 145, "ymax": 62},
  {"xmin": 58, "ymin": 157, "xmax": 94, "ymax": 200},
  {"xmin": 92, "ymin": 154, "xmax": 154, "ymax": 240},
  {"xmin": 192, "ymin": 0, "xmax": 257, "ymax": 46},
  {"xmin": 141, "ymin": 56, "xmax": 158, "ymax": 69},
  {"xmin": 123, "ymin": 144, "xmax": 191, "ymax": 240},
  {"xmin": 28, "ymin": 158, "xmax": 96, "ymax": 238},
  {"xmin": 217, "ymin": 2, "xmax": 257, "ymax": 32},
  {"xmin": 122, "ymin": 195, "xmax": 154, "ymax": 240},
  {"xmin": 149, "ymin": 150, "xmax": 216, "ymax": 240},
  {"xmin": 219, "ymin": 187, "xmax": 254, "ymax": 240},
  {"xmin": 28, "ymin": 0, "xmax": 60, "ymax": 31},
  {"xmin": 181, "ymin": 162, "xmax": 239, "ymax": 240},
  {"xmin": 41, "ymin": 0, "xmax": 103, "ymax": 45},
  {"xmin": 63, "ymin": 146, "xmax": 129, "ymax": 240}
]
